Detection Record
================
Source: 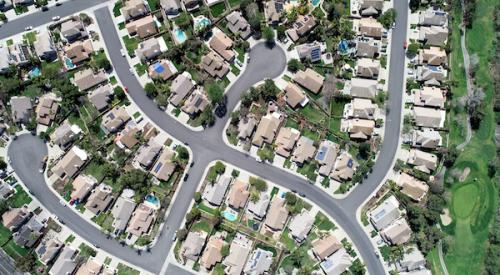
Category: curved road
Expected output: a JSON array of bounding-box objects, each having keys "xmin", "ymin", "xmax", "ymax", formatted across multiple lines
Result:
[{"xmin": 6, "ymin": 1, "xmax": 408, "ymax": 274}]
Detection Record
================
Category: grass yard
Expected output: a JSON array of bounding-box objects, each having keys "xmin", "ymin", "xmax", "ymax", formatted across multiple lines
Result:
[
  {"xmin": 147, "ymin": 0, "xmax": 160, "ymax": 10},
  {"xmin": 191, "ymin": 219, "xmax": 212, "ymax": 234},
  {"xmin": 197, "ymin": 203, "xmax": 219, "ymax": 216},
  {"xmin": 109, "ymin": 76, "xmax": 117, "ymax": 85},
  {"xmin": 297, "ymin": 161, "xmax": 318, "ymax": 181},
  {"xmin": 284, "ymin": 119, "xmax": 299, "ymax": 130},
  {"xmin": 430, "ymin": 1, "xmax": 499, "ymax": 274},
  {"xmin": 83, "ymin": 160, "xmax": 106, "ymax": 181},
  {"xmin": 9, "ymin": 185, "xmax": 32, "ymax": 208},
  {"xmin": 117, "ymin": 263, "xmax": 140, "ymax": 275},
  {"xmin": 118, "ymin": 22, "xmax": 125, "ymax": 30},
  {"xmin": 122, "ymin": 35, "xmax": 139, "ymax": 57},
  {"xmin": 23, "ymin": 32, "xmax": 37, "ymax": 44},
  {"xmin": 65, "ymin": 234, "xmax": 75, "ymax": 244},
  {"xmin": 280, "ymin": 229, "xmax": 296, "ymax": 251},
  {"xmin": 314, "ymin": 212, "xmax": 336, "ymax": 231},
  {"xmin": 0, "ymin": 224, "xmax": 11, "ymax": 245},
  {"xmin": 113, "ymin": 1, "xmax": 122, "ymax": 17},
  {"xmin": 210, "ymin": 2, "xmax": 226, "ymax": 18},
  {"xmin": 230, "ymin": 64, "xmax": 241, "ymax": 75},
  {"xmin": 235, "ymin": 46, "xmax": 245, "ymax": 63},
  {"xmin": 228, "ymin": 0, "xmax": 241, "ymax": 7},
  {"xmin": 134, "ymin": 63, "xmax": 148, "ymax": 76},
  {"xmin": 299, "ymin": 104, "xmax": 327, "ymax": 124}
]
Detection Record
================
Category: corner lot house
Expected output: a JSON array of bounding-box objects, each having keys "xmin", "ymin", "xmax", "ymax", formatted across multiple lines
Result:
[
  {"xmin": 13, "ymin": 216, "xmax": 43, "ymax": 248},
  {"xmin": 288, "ymin": 210, "xmax": 314, "ymax": 243},
  {"xmin": 111, "ymin": 195, "xmax": 136, "ymax": 235},
  {"xmin": 331, "ymin": 151, "xmax": 358, "ymax": 181},
  {"xmin": 316, "ymin": 140, "xmax": 340, "ymax": 177},
  {"xmin": 182, "ymin": 88, "xmax": 210, "ymax": 116},
  {"xmin": 369, "ymin": 195, "xmax": 401, "ymax": 230},
  {"xmin": 49, "ymin": 246, "xmax": 77, "ymax": 275},
  {"xmin": 60, "ymin": 18, "xmax": 87, "ymax": 42},
  {"xmin": 33, "ymin": 30, "xmax": 56, "ymax": 61},
  {"xmin": 203, "ymin": 175, "xmax": 231, "ymax": 206},
  {"xmin": 121, "ymin": 0, "xmax": 149, "ymax": 21},
  {"xmin": 169, "ymin": 73, "xmax": 195, "ymax": 106},
  {"xmin": 151, "ymin": 147, "xmax": 176, "ymax": 182},
  {"xmin": 127, "ymin": 203, "xmax": 156, "ymax": 238},
  {"xmin": 51, "ymin": 146, "xmax": 88, "ymax": 182},
  {"xmin": 320, "ymin": 248, "xmax": 352, "ymax": 275},
  {"xmin": 252, "ymin": 112, "xmax": 281, "ymax": 147},
  {"xmin": 237, "ymin": 116, "xmax": 257, "ymax": 140}
]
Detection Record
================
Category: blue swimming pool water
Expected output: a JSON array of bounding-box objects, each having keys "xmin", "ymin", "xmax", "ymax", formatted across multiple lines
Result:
[
  {"xmin": 29, "ymin": 67, "xmax": 41, "ymax": 78},
  {"xmin": 173, "ymin": 28, "xmax": 187, "ymax": 44},
  {"xmin": 223, "ymin": 211, "xmax": 237, "ymax": 222},
  {"xmin": 153, "ymin": 62, "xmax": 165, "ymax": 73},
  {"xmin": 194, "ymin": 16, "xmax": 211, "ymax": 32},
  {"xmin": 64, "ymin": 56, "xmax": 75, "ymax": 69},
  {"xmin": 311, "ymin": 0, "xmax": 321, "ymax": 7},
  {"xmin": 145, "ymin": 194, "xmax": 158, "ymax": 204}
]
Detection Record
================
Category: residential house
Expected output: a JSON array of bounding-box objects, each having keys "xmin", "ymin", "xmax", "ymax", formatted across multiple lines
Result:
[
  {"xmin": 182, "ymin": 88, "xmax": 210, "ymax": 116},
  {"xmin": 416, "ymin": 65, "xmax": 447, "ymax": 85},
  {"xmin": 115, "ymin": 122, "xmax": 140, "ymax": 151},
  {"xmin": 316, "ymin": 140, "xmax": 340, "ymax": 177},
  {"xmin": 407, "ymin": 149, "xmax": 438, "ymax": 174},
  {"xmin": 101, "ymin": 106, "xmax": 131, "ymax": 134},
  {"xmin": 311, "ymin": 233, "xmax": 342, "ymax": 260},
  {"xmin": 9, "ymin": 96, "xmax": 32, "ymax": 124},
  {"xmin": 60, "ymin": 18, "xmax": 88, "ymax": 42},
  {"xmin": 8, "ymin": 42, "xmax": 32, "ymax": 65},
  {"xmin": 0, "ymin": 46, "xmax": 13, "ymax": 73},
  {"xmin": 49, "ymin": 246, "xmax": 77, "ymax": 275},
  {"xmin": 293, "ymin": 68, "xmax": 325, "ymax": 94},
  {"xmin": 72, "ymin": 68, "xmax": 107, "ymax": 91},
  {"xmin": 284, "ymin": 82, "xmax": 308, "ymax": 109},
  {"xmin": 142, "ymin": 122, "xmax": 158, "ymax": 140},
  {"xmin": 226, "ymin": 11, "xmax": 252, "ymax": 39},
  {"xmin": 356, "ymin": 36, "xmax": 380, "ymax": 58},
  {"xmin": 247, "ymin": 192, "xmax": 270, "ymax": 221},
  {"xmin": 75, "ymin": 259, "xmax": 102, "ymax": 275},
  {"xmin": 380, "ymin": 218, "xmax": 412, "ymax": 245},
  {"xmin": 252, "ymin": 112, "xmax": 281, "ymax": 147},
  {"xmin": 151, "ymin": 147, "xmax": 176, "ymax": 182},
  {"xmin": 13, "ymin": 216, "xmax": 43, "ymax": 248},
  {"xmin": 203, "ymin": 175, "xmax": 231, "ymax": 206},
  {"xmin": 344, "ymin": 118, "xmax": 375, "ymax": 140},
  {"xmin": 148, "ymin": 59, "xmax": 177, "ymax": 80},
  {"xmin": 397, "ymin": 246, "xmax": 427, "ymax": 272},
  {"xmin": 169, "ymin": 73, "xmax": 195, "ymax": 106},
  {"xmin": 358, "ymin": 17, "xmax": 383, "ymax": 38},
  {"xmin": 286, "ymin": 15, "xmax": 317, "ymax": 42},
  {"xmin": 320, "ymin": 248, "xmax": 352, "ymax": 275},
  {"xmin": 331, "ymin": 152, "xmax": 358, "ymax": 181},
  {"xmin": 264, "ymin": 197, "xmax": 289, "ymax": 233},
  {"xmin": 136, "ymin": 139, "xmax": 162, "ymax": 169},
  {"xmin": 358, "ymin": 0, "xmax": 384, "ymax": 16},
  {"xmin": 202, "ymin": 51, "xmax": 230, "ymax": 79},
  {"xmin": 160, "ymin": 0, "xmax": 182, "ymax": 18},
  {"xmin": 223, "ymin": 233, "xmax": 252, "ymax": 275},
  {"xmin": 35, "ymin": 95, "xmax": 59, "ymax": 126},
  {"xmin": 413, "ymin": 106, "xmax": 445, "ymax": 128},
  {"xmin": 296, "ymin": 41, "xmax": 322, "ymax": 62},
  {"xmin": 127, "ymin": 203, "xmax": 155, "ymax": 237},
  {"xmin": 36, "ymin": 237, "xmax": 62, "ymax": 265},
  {"xmin": 237, "ymin": 116, "xmax": 257, "ymax": 140},
  {"xmin": 345, "ymin": 98, "xmax": 377, "ymax": 119},
  {"xmin": 369, "ymin": 195, "xmax": 401, "ymax": 230},
  {"xmin": 0, "ymin": 0, "xmax": 13, "ymax": 12},
  {"xmin": 64, "ymin": 39, "xmax": 94, "ymax": 65},
  {"xmin": 181, "ymin": 0, "xmax": 199, "ymax": 11},
  {"xmin": 264, "ymin": 0, "xmax": 284, "ymax": 25},
  {"xmin": 126, "ymin": 15, "xmax": 158, "ymax": 39},
  {"xmin": 111, "ymin": 195, "xmax": 136, "ymax": 235},
  {"xmin": 413, "ymin": 86, "xmax": 446, "ymax": 109},
  {"xmin": 88, "ymin": 84, "xmax": 113, "ymax": 111},
  {"xmin": 288, "ymin": 210, "xmax": 314, "ymax": 243},
  {"xmin": 209, "ymin": 31, "xmax": 235, "ymax": 62},
  {"xmin": 51, "ymin": 146, "xmax": 88, "ymax": 182},
  {"xmin": 396, "ymin": 172, "xmax": 429, "ymax": 202},
  {"xmin": 136, "ymin": 37, "xmax": 163, "ymax": 61},
  {"xmin": 0, "ymin": 182, "xmax": 13, "ymax": 200},
  {"xmin": 70, "ymin": 174, "xmax": 96, "ymax": 203},
  {"xmin": 181, "ymin": 231, "xmax": 208, "ymax": 261},
  {"xmin": 419, "ymin": 47, "xmax": 447, "ymax": 66},
  {"xmin": 418, "ymin": 26, "xmax": 448, "ymax": 46},
  {"xmin": 121, "ymin": 0, "xmax": 149, "ymax": 21},
  {"xmin": 227, "ymin": 179, "xmax": 249, "ymax": 209},
  {"xmin": 419, "ymin": 7, "xmax": 447, "ymax": 26},
  {"xmin": 292, "ymin": 136, "xmax": 316, "ymax": 165},
  {"xmin": 412, "ymin": 128, "xmax": 442, "ymax": 149},
  {"xmin": 33, "ymin": 30, "xmax": 56, "ymax": 61},
  {"xmin": 85, "ymin": 184, "xmax": 114, "ymax": 215},
  {"xmin": 356, "ymin": 58, "xmax": 380, "ymax": 79},
  {"xmin": 349, "ymin": 78, "xmax": 378, "ymax": 98},
  {"xmin": 274, "ymin": 127, "xmax": 300, "ymax": 157},
  {"xmin": 200, "ymin": 236, "xmax": 226, "ymax": 270},
  {"xmin": 243, "ymin": 248, "xmax": 273, "ymax": 275},
  {"xmin": 1, "ymin": 207, "xmax": 30, "ymax": 231},
  {"xmin": 50, "ymin": 121, "xmax": 82, "ymax": 150}
]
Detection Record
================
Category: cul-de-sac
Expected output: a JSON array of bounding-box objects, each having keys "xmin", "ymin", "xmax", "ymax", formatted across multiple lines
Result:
[{"xmin": 0, "ymin": 0, "xmax": 498, "ymax": 274}]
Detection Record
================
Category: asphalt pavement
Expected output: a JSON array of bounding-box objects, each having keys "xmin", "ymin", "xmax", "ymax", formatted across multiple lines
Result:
[{"xmin": 5, "ymin": 1, "xmax": 408, "ymax": 274}]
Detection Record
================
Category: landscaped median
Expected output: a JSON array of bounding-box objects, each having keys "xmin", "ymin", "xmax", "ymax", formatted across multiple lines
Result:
[{"xmin": 171, "ymin": 160, "xmax": 366, "ymax": 275}]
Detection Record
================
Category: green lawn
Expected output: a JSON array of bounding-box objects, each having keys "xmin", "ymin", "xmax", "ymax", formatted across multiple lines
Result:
[
  {"xmin": 65, "ymin": 234, "xmax": 75, "ymax": 244},
  {"xmin": 210, "ymin": 2, "xmax": 226, "ymax": 18},
  {"xmin": 23, "ymin": 32, "xmax": 37, "ymax": 44},
  {"xmin": 314, "ymin": 212, "xmax": 336, "ymax": 231},
  {"xmin": 191, "ymin": 220, "xmax": 212, "ymax": 233},
  {"xmin": 197, "ymin": 203, "xmax": 218, "ymax": 216},
  {"xmin": 134, "ymin": 63, "xmax": 148, "ymax": 76},
  {"xmin": 284, "ymin": 119, "xmax": 299, "ymax": 130},
  {"xmin": 432, "ymin": 1, "xmax": 499, "ymax": 274},
  {"xmin": 297, "ymin": 161, "xmax": 318, "ymax": 181},
  {"xmin": 9, "ymin": 185, "xmax": 32, "ymax": 208},
  {"xmin": 122, "ymin": 35, "xmax": 139, "ymax": 57},
  {"xmin": 299, "ymin": 104, "xmax": 327, "ymax": 124},
  {"xmin": 109, "ymin": 76, "xmax": 117, "ymax": 85},
  {"xmin": 83, "ymin": 160, "xmax": 106, "ymax": 181},
  {"xmin": 147, "ymin": 0, "xmax": 160, "ymax": 10},
  {"xmin": 280, "ymin": 229, "xmax": 296, "ymax": 251},
  {"xmin": 228, "ymin": 0, "xmax": 241, "ymax": 7},
  {"xmin": 117, "ymin": 263, "xmax": 140, "ymax": 275},
  {"xmin": 230, "ymin": 64, "xmax": 240, "ymax": 75}
]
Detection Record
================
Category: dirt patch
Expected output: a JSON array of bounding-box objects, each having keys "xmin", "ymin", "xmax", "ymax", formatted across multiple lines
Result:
[
  {"xmin": 459, "ymin": 167, "xmax": 471, "ymax": 182},
  {"xmin": 441, "ymin": 208, "xmax": 452, "ymax": 226}
]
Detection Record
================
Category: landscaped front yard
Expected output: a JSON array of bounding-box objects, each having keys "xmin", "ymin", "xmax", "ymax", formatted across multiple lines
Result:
[{"xmin": 122, "ymin": 35, "xmax": 139, "ymax": 57}]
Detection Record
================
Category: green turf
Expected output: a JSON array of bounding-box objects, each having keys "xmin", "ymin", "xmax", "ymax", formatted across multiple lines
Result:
[
  {"xmin": 9, "ymin": 185, "xmax": 32, "ymax": 208},
  {"xmin": 116, "ymin": 263, "xmax": 140, "ymax": 275},
  {"xmin": 210, "ymin": 2, "xmax": 226, "ymax": 18},
  {"xmin": 191, "ymin": 220, "xmax": 212, "ymax": 233}
]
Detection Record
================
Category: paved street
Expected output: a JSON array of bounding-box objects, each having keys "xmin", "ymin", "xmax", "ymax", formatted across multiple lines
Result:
[{"xmin": 5, "ymin": 1, "xmax": 408, "ymax": 274}]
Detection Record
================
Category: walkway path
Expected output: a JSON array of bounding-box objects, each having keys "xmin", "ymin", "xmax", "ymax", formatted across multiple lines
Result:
[{"xmin": 438, "ymin": 240, "xmax": 450, "ymax": 275}]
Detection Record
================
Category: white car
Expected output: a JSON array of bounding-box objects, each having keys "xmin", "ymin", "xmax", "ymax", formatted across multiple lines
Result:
[
  {"xmin": 59, "ymin": 199, "xmax": 66, "ymax": 206},
  {"xmin": 25, "ymin": 26, "xmax": 33, "ymax": 31},
  {"xmin": 52, "ymin": 16, "xmax": 60, "ymax": 21},
  {"xmin": 120, "ymin": 49, "xmax": 126, "ymax": 57}
]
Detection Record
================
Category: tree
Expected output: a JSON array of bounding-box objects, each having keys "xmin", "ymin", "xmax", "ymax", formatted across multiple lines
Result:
[
  {"xmin": 194, "ymin": 192, "xmax": 202, "ymax": 203},
  {"xmin": 79, "ymin": 13, "xmax": 92, "ymax": 25},
  {"xmin": 185, "ymin": 208, "xmax": 200, "ymax": 225},
  {"xmin": 262, "ymin": 27, "xmax": 275, "ymax": 45},
  {"xmin": 349, "ymin": 259, "xmax": 366, "ymax": 275},
  {"xmin": 378, "ymin": 8, "xmax": 397, "ymax": 29},
  {"xmin": 207, "ymin": 83, "xmax": 224, "ymax": 104},
  {"xmin": 116, "ymin": 169, "xmax": 149, "ymax": 196},
  {"xmin": 221, "ymin": 244, "xmax": 230, "ymax": 257},
  {"xmin": 358, "ymin": 142, "xmax": 371, "ymax": 160},
  {"xmin": 284, "ymin": 192, "xmax": 297, "ymax": 206},
  {"xmin": 156, "ymin": 92, "xmax": 169, "ymax": 108},
  {"xmin": 113, "ymin": 86, "xmax": 126, "ymax": 101},
  {"xmin": 144, "ymin": 83, "xmax": 158, "ymax": 98},
  {"xmin": 200, "ymin": 106, "xmax": 216, "ymax": 127},
  {"xmin": 0, "ymin": 200, "xmax": 8, "ymax": 215},
  {"xmin": 0, "ymin": 160, "xmax": 7, "ymax": 170},
  {"xmin": 16, "ymin": 253, "xmax": 36, "ymax": 272},
  {"xmin": 406, "ymin": 43, "xmax": 420, "ymax": 57},
  {"xmin": 96, "ymin": 57, "xmax": 111, "ymax": 71},
  {"xmin": 249, "ymin": 177, "xmax": 267, "ymax": 192},
  {"xmin": 174, "ymin": 146, "xmax": 189, "ymax": 166},
  {"xmin": 287, "ymin": 59, "xmax": 303, "ymax": 73},
  {"xmin": 176, "ymin": 228, "xmax": 188, "ymax": 241},
  {"xmin": 246, "ymin": 3, "xmax": 262, "ymax": 31},
  {"xmin": 260, "ymin": 79, "xmax": 279, "ymax": 101}
]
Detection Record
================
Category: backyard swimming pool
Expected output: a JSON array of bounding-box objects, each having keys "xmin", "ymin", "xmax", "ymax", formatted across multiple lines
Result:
[
  {"xmin": 193, "ymin": 16, "xmax": 211, "ymax": 32},
  {"xmin": 64, "ymin": 56, "xmax": 75, "ymax": 69},
  {"xmin": 173, "ymin": 28, "xmax": 187, "ymax": 44},
  {"xmin": 223, "ymin": 210, "xmax": 237, "ymax": 222},
  {"xmin": 29, "ymin": 67, "xmax": 41, "ymax": 78},
  {"xmin": 311, "ymin": 0, "xmax": 321, "ymax": 7}
]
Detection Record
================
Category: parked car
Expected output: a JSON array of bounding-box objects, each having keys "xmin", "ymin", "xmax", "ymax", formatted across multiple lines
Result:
[
  {"xmin": 25, "ymin": 26, "xmax": 33, "ymax": 31},
  {"xmin": 52, "ymin": 16, "xmax": 60, "ymax": 21},
  {"xmin": 120, "ymin": 49, "xmax": 126, "ymax": 57},
  {"xmin": 183, "ymin": 174, "xmax": 189, "ymax": 181}
]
